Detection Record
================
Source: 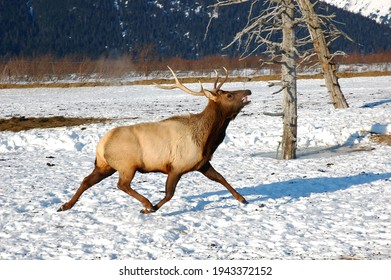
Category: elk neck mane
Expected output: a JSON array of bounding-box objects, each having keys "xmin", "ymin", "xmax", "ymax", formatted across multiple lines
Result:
[{"xmin": 165, "ymin": 99, "xmax": 231, "ymax": 157}]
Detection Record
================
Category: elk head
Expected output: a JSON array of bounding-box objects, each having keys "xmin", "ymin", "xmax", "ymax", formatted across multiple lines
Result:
[{"xmin": 157, "ymin": 66, "xmax": 251, "ymax": 119}]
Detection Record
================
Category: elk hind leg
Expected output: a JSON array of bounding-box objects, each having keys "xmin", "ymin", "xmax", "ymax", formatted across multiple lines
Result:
[
  {"xmin": 58, "ymin": 163, "xmax": 115, "ymax": 212},
  {"xmin": 199, "ymin": 162, "xmax": 248, "ymax": 204},
  {"xmin": 116, "ymin": 170, "xmax": 155, "ymax": 214}
]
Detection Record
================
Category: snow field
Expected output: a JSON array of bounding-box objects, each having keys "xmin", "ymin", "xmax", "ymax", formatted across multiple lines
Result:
[{"xmin": 0, "ymin": 76, "xmax": 390, "ymax": 260}]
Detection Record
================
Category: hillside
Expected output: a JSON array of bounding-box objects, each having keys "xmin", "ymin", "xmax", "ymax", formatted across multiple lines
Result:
[
  {"xmin": 321, "ymin": 0, "xmax": 391, "ymax": 26},
  {"xmin": 1, "ymin": 0, "xmax": 391, "ymax": 60}
]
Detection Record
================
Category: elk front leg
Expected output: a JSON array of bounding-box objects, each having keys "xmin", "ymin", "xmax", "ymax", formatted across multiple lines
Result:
[
  {"xmin": 199, "ymin": 162, "xmax": 248, "ymax": 204},
  {"xmin": 147, "ymin": 172, "xmax": 181, "ymax": 214}
]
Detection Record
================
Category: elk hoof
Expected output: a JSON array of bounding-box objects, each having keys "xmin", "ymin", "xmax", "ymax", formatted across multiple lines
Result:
[
  {"xmin": 57, "ymin": 203, "xmax": 70, "ymax": 212},
  {"xmin": 140, "ymin": 206, "xmax": 158, "ymax": 214},
  {"xmin": 239, "ymin": 197, "xmax": 249, "ymax": 204}
]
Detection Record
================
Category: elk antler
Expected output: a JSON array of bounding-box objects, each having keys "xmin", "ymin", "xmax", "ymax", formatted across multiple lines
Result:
[
  {"xmin": 156, "ymin": 66, "xmax": 205, "ymax": 96},
  {"xmin": 213, "ymin": 67, "xmax": 228, "ymax": 91}
]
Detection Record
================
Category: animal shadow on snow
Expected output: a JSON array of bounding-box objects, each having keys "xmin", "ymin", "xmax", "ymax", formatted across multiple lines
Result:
[
  {"xmin": 168, "ymin": 172, "xmax": 391, "ymax": 216},
  {"xmin": 361, "ymin": 99, "xmax": 391, "ymax": 108}
]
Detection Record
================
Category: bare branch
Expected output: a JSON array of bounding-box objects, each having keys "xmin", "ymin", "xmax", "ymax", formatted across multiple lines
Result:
[
  {"xmin": 208, "ymin": 0, "xmax": 251, "ymax": 9},
  {"xmin": 271, "ymin": 85, "xmax": 286, "ymax": 95},
  {"xmin": 204, "ymin": 7, "xmax": 219, "ymax": 41},
  {"xmin": 263, "ymin": 112, "xmax": 284, "ymax": 117},
  {"xmin": 268, "ymin": 81, "xmax": 283, "ymax": 87}
]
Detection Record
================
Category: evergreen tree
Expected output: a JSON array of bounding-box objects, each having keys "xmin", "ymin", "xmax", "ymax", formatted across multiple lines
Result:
[
  {"xmin": 0, "ymin": 0, "xmax": 390, "ymax": 60},
  {"xmin": 0, "ymin": 0, "xmax": 38, "ymax": 57}
]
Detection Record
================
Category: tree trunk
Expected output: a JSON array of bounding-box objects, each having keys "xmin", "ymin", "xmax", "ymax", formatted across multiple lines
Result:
[
  {"xmin": 281, "ymin": 0, "xmax": 297, "ymax": 159},
  {"xmin": 296, "ymin": 0, "xmax": 349, "ymax": 109}
]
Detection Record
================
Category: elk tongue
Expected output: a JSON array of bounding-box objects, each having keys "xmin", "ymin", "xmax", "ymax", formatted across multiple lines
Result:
[{"xmin": 242, "ymin": 96, "xmax": 250, "ymax": 105}]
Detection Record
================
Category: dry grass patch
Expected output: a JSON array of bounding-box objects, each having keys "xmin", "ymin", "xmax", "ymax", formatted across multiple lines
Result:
[
  {"xmin": 0, "ymin": 116, "xmax": 111, "ymax": 132},
  {"xmin": 370, "ymin": 134, "xmax": 391, "ymax": 146},
  {"xmin": 1, "ymin": 70, "xmax": 390, "ymax": 89}
]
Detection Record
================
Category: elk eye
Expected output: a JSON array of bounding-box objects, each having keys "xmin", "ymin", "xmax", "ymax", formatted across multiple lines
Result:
[{"xmin": 226, "ymin": 93, "xmax": 233, "ymax": 99}]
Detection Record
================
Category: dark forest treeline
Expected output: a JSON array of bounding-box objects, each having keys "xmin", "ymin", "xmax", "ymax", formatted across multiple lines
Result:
[{"xmin": 1, "ymin": 0, "xmax": 391, "ymax": 61}]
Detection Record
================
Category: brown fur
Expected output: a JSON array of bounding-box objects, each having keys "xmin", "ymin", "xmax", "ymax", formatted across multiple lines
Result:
[{"xmin": 58, "ymin": 72, "xmax": 251, "ymax": 214}]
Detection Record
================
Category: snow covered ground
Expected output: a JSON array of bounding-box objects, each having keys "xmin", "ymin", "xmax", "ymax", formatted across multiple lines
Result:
[
  {"xmin": 321, "ymin": 0, "xmax": 391, "ymax": 24},
  {"xmin": 0, "ymin": 75, "xmax": 390, "ymax": 260}
]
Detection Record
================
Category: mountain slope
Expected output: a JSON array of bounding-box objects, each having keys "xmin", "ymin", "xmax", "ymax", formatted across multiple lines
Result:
[
  {"xmin": 321, "ymin": 0, "xmax": 391, "ymax": 25},
  {"xmin": 0, "ymin": 0, "xmax": 390, "ymax": 59}
]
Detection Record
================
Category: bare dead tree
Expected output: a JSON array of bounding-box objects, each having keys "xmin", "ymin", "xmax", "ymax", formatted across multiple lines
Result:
[
  {"xmin": 208, "ymin": 0, "xmax": 351, "ymax": 159},
  {"xmin": 280, "ymin": 0, "xmax": 298, "ymax": 159},
  {"xmin": 209, "ymin": 0, "xmax": 299, "ymax": 159},
  {"xmin": 296, "ymin": 0, "xmax": 349, "ymax": 108}
]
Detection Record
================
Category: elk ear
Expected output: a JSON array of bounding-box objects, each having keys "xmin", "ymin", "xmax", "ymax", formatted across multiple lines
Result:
[
  {"xmin": 203, "ymin": 90, "xmax": 218, "ymax": 102},
  {"xmin": 198, "ymin": 81, "xmax": 217, "ymax": 102}
]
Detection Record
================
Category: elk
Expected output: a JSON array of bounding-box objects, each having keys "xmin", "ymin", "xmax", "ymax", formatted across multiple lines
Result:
[{"xmin": 58, "ymin": 67, "xmax": 251, "ymax": 214}]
